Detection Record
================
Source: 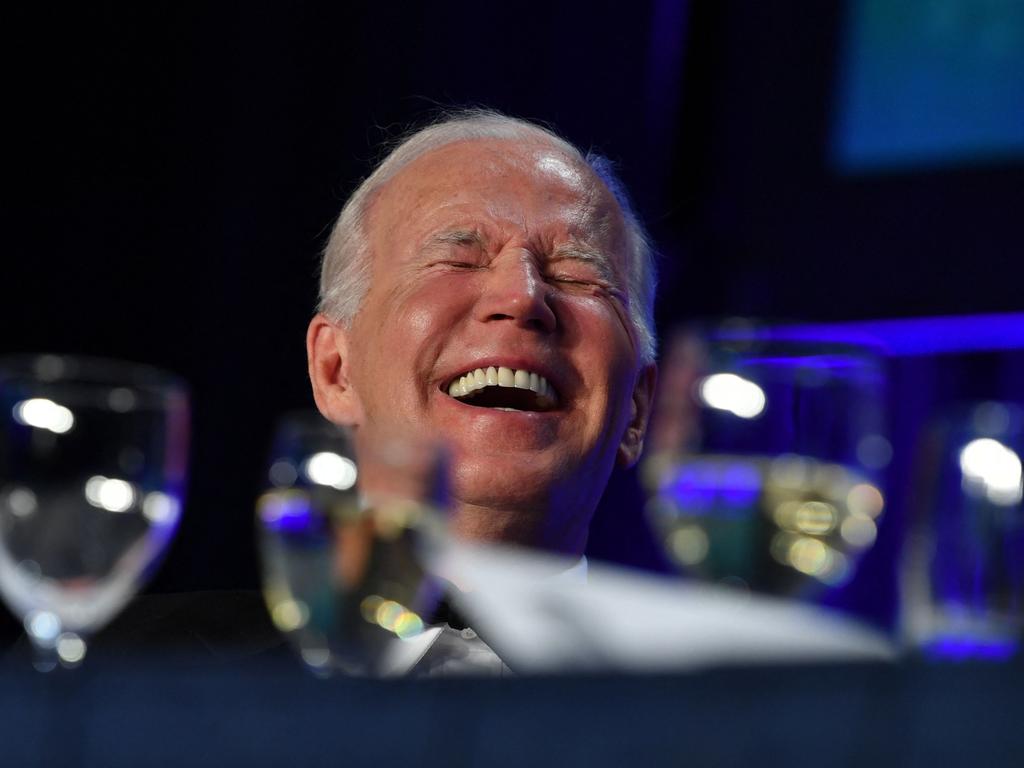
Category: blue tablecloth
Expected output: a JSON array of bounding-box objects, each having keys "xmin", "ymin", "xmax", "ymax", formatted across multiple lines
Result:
[{"xmin": 2, "ymin": 654, "xmax": 1021, "ymax": 767}]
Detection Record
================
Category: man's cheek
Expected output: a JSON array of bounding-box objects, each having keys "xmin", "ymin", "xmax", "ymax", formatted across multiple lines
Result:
[{"xmin": 400, "ymin": 301, "xmax": 453, "ymax": 344}]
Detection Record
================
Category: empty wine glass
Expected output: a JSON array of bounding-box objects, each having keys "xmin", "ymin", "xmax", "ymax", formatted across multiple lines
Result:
[
  {"xmin": 256, "ymin": 412, "xmax": 447, "ymax": 677},
  {"xmin": 0, "ymin": 355, "xmax": 189, "ymax": 670},
  {"xmin": 642, "ymin": 323, "xmax": 888, "ymax": 597}
]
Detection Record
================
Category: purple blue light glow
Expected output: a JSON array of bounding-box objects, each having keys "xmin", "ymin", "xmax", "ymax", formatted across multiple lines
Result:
[
  {"xmin": 923, "ymin": 636, "xmax": 1019, "ymax": 662},
  {"xmin": 729, "ymin": 313, "xmax": 1024, "ymax": 358},
  {"xmin": 261, "ymin": 493, "xmax": 321, "ymax": 535},
  {"xmin": 661, "ymin": 459, "xmax": 762, "ymax": 517}
]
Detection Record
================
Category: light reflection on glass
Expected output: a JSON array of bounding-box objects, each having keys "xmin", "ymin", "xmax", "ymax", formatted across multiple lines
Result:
[
  {"xmin": 698, "ymin": 373, "xmax": 766, "ymax": 418},
  {"xmin": 359, "ymin": 595, "xmax": 384, "ymax": 623},
  {"xmin": 12, "ymin": 398, "xmax": 75, "ymax": 434},
  {"xmin": 778, "ymin": 536, "xmax": 851, "ymax": 586},
  {"xmin": 772, "ymin": 500, "xmax": 839, "ymax": 535},
  {"xmin": 303, "ymin": 452, "xmax": 358, "ymax": 491},
  {"xmin": 840, "ymin": 514, "xmax": 877, "ymax": 548},
  {"xmin": 856, "ymin": 433, "xmax": 893, "ymax": 469},
  {"xmin": 269, "ymin": 459, "xmax": 298, "ymax": 488},
  {"xmin": 257, "ymin": 490, "xmax": 317, "ymax": 533},
  {"xmin": 393, "ymin": 611, "xmax": 424, "ymax": 639},
  {"xmin": 106, "ymin": 387, "xmax": 137, "ymax": 413},
  {"xmin": 959, "ymin": 437, "xmax": 1023, "ymax": 506},
  {"xmin": 669, "ymin": 526, "xmax": 710, "ymax": 565},
  {"xmin": 301, "ymin": 647, "xmax": 331, "ymax": 669},
  {"xmin": 359, "ymin": 594, "xmax": 425, "ymax": 639},
  {"xmin": 770, "ymin": 531, "xmax": 797, "ymax": 565},
  {"xmin": 83, "ymin": 476, "xmax": 136, "ymax": 513},
  {"xmin": 787, "ymin": 536, "xmax": 829, "ymax": 576},
  {"xmin": 375, "ymin": 600, "xmax": 404, "ymax": 631},
  {"xmin": 818, "ymin": 551, "xmax": 851, "ymax": 587},
  {"xmin": 56, "ymin": 633, "xmax": 86, "ymax": 665},
  {"xmin": 847, "ymin": 483, "xmax": 885, "ymax": 518},
  {"xmin": 141, "ymin": 492, "xmax": 180, "ymax": 527},
  {"xmin": 793, "ymin": 501, "xmax": 838, "ymax": 535},
  {"xmin": 5, "ymin": 487, "xmax": 38, "ymax": 518},
  {"xmin": 271, "ymin": 598, "xmax": 310, "ymax": 632},
  {"xmin": 26, "ymin": 609, "xmax": 60, "ymax": 644}
]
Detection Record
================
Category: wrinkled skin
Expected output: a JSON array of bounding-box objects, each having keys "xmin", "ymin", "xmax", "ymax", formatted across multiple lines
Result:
[{"xmin": 308, "ymin": 138, "xmax": 655, "ymax": 556}]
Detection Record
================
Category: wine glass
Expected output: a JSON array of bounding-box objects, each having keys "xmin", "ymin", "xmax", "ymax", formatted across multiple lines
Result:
[
  {"xmin": 902, "ymin": 401, "xmax": 1024, "ymax": 659},
  {"xmin": 642, "ymin": 322, "xmax": 888, "ymax": 597},
  {"xmin": 0, "ymin": 355, "xmax": 189, "ymax": 670},
  {"xmin": 256, "ymin": 412, "xmax": 446, "ymax": 677}
]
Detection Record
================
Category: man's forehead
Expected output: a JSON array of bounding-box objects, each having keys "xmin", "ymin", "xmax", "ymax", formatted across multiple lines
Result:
[
  {"xmin": 405, "ymin": 136, "xmax": 582, "ymax": 175},
  {"xmin": 368, "ymin": 138, "xmax": 626, "ymax": 245}
]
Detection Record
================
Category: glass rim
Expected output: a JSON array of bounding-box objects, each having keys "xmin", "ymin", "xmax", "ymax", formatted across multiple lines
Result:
[
  {"xmin": 0, "ymin": 354, "xmax": 189, "ymax": 399},
  {"xmin": 679, "ymin": 318, "xmax": 889, "ymax": 359}
]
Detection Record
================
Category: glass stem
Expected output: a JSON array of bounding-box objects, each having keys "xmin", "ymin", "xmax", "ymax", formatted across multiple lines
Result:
[{"xmin": 30, "ymin": 637, "xmax": 60, "ymax": 673}]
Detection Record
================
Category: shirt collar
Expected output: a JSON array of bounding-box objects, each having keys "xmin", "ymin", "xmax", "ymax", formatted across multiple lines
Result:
[{"xmin": 380, "ymin": 555, "xmax": 587, "ymax": 676}]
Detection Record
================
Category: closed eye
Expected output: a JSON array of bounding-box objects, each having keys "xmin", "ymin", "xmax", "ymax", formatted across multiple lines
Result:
[
  {"xmin": 546, "ymin": 262, "xmax": 609, "ymax": 289},
  {"xmin": 550, "ymin": 273, "xmax": 628, "ymax": 305},
  {"xmin": 547, "ymin": 245, "xmax": 616, "ymax": 285},
  {"xmin": 550, "ymin": 274, "xmax": 599, "ymax": 287},
  {"xmin": 421, "ymin": 229, "xmax": 488, "ymax": 271}
]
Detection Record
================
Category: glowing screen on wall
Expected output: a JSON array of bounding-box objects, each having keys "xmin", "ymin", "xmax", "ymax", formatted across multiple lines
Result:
[{"xmin": 833, "ymin": 0, "xmax": 1024, "ymax": 171}]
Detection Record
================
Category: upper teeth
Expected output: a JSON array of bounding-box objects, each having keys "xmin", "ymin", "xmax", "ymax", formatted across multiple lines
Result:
[{"xmin": 447, "ymin": 366, "xmax": 554, "ymax": 401}]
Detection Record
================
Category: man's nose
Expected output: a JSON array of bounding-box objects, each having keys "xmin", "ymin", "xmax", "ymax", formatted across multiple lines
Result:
[{"xmin": 474, "ymin": 252, "xmax": 557, "ymax": 332}]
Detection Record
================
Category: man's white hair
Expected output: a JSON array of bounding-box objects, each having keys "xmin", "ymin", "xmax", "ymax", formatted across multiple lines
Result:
[{"xmin": 318, "ymin": 109, "xmax": 658, "ymax": 364}]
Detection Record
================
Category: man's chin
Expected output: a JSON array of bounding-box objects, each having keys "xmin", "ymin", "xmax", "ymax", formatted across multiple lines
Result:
[{"xmin": 449, "ymin": 453, "xmax": 564, "ymax": 508}]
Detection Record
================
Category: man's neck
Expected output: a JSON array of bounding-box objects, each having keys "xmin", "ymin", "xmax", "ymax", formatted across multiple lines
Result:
[{"xmin": 447, "ymin": 499, "xmax": 591, "ymax": 558}]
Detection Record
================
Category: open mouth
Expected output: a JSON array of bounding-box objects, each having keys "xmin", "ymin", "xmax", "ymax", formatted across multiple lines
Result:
[{"xmin": 444, "ymin": 366, "xmax": 558, "ymax": 412}]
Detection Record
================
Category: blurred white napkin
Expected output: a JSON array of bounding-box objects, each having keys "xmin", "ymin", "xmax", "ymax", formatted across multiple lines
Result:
[{"xmin": 428, "ymin": 540, "xmax": 896, "ymax": 673}]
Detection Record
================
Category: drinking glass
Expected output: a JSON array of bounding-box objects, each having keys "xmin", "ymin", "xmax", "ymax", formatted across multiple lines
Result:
[
  {"xmin": 642, "ymin": 323, "xmax": 888, "ymax": 597},
  {"xmin": 256, "ymin": 412, "xmax": 446, "ymax": 677},
  {"xmin": 901, "ymin": 401, "xmax": 1024, "ymax": 659},
  {"xmin": 0, "ymin": 355, "xmax": 189, "ymax": 670}
]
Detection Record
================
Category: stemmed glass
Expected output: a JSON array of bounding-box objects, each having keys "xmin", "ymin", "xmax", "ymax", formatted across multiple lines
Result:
[
  {"xmin": 0, "ymin": 355, "xmax": 189, "ymax": 670},
  {"xmin": 642, "ymin": 323, "xmax": 888, "ymax": 597},
  {"xmin": 256, "ymin": 412, "xmax": 446, "ymax": 677}
]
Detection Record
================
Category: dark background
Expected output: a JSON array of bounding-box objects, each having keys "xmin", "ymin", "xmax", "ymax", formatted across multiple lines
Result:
[{"xmin": 3, "ymin": 2, "xmax": 1022, "ymax": 601}]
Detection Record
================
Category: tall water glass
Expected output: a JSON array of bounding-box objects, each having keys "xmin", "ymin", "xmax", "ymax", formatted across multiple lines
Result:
[
  {"xmin": 902, "ymin": 401, "xmax": 1024, "ymax": 659},
  {"xmin": 643, "ymin": 323, "xmax": 888, "ymax": 597},
  {"xmin": 257, "ymin": 413, "xmax": 446, "ymax": 677},
  {"xmin": 0, "ymin": 355, "xmax": 188, "ymax": 669}
]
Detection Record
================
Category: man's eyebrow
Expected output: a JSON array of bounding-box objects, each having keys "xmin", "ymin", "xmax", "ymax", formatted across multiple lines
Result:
[
  {"xmin": 425, "ymin": 229, "xmax": 486, "ymax": 248},
  {"xmin": 550, "ymin": 242, "xmax": 616, "ymax": 282}
]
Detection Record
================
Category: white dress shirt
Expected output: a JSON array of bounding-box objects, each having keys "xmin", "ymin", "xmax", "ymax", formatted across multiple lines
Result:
[{"xmin": 380, "ymin": 557, "xmax": 589, "ymax": 677}]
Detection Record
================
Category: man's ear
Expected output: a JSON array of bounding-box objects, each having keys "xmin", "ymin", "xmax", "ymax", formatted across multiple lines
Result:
[
  {"xmin": 307, "ymin": 313, "xmax": 364, "ymax": 426},
  {"xmin": 617, "ymin": 363, "xmax": 657, "ymax": 469}
]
